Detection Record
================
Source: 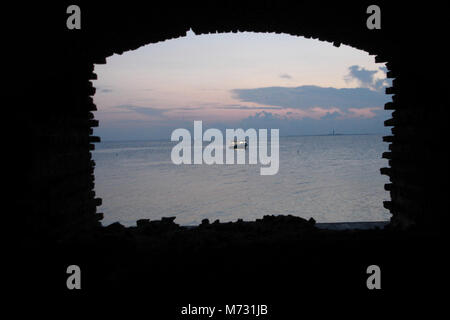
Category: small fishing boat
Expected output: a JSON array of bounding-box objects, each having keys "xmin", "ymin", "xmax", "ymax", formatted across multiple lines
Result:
[{"xmin": 229, "ymin": 139, "xmax": 248, "ymax": 149}]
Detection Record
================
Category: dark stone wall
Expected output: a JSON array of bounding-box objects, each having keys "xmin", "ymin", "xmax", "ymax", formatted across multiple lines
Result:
[{"xmin": 11, "ymin": 1, "xmax": 448, "ymax": 242}]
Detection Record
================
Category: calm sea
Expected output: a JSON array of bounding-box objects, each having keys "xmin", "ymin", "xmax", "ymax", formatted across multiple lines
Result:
[{"xmin": 92, "ymin": 135, "xmax": 391, "ymax": 226}]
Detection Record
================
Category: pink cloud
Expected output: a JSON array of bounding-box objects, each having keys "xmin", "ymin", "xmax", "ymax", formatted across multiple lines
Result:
[{"xmin": 347, "ymin": 107, "xmax": 381, "ymax": 118}]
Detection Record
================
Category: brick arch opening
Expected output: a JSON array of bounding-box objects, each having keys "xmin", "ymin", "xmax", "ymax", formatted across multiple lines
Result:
[
  {"xmin": 91, "ymin": 30, "xmax": 393, "ymax": 227},
  {"xmin": 85, "ymin": 19, "xmax": 401, "ymax": 235}
]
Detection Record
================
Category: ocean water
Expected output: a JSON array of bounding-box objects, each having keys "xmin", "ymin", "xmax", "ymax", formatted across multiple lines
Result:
[{"xmin": 92, "ymin": 135, "xmax": 391, "ymax": 226}]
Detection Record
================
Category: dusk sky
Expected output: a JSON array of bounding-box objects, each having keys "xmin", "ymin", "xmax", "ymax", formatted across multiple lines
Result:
[{"xmin": 93, "ymin": 30, "xmax": 392, "ymax": 141}]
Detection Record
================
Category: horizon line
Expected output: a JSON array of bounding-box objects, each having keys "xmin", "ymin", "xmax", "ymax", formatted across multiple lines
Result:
[{"xmin": 97, "ymin": 132, "xmax": 386, "ymax": 143}]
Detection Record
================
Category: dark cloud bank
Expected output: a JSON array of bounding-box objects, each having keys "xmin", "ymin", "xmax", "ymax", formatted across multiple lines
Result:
[{"xmin": 228, "ymin": 84, "xmax": 391, "ymax": 136}]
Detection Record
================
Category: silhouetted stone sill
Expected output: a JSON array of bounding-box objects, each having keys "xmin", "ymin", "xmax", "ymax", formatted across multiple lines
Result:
[
  {"xmin": 315, "ymin": 221, "xmax": 389, "ymax": 230},
  {"xmin": 179, "ymin": 220, "xmax": 389, "ymax": 231},
  {"xmin": 90, "ymin": 215, "xmax": 393, "ymax": 251}
]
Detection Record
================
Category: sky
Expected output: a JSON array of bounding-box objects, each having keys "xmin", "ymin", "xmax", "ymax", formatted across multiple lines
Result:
[{"xmin": 93, "ymin": 30, "xmax": 392, "ymax": 141}]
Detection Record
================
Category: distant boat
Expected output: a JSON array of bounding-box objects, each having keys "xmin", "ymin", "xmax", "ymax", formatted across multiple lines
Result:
[{"xmin": 229, "ymin": 139, "xmax": 248, "ymax": 149}]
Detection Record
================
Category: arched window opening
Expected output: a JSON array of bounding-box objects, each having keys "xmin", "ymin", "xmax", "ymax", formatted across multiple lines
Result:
[{"xmin": 92, "ymin": 30, "xmax": 392, "ymax": 227}]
